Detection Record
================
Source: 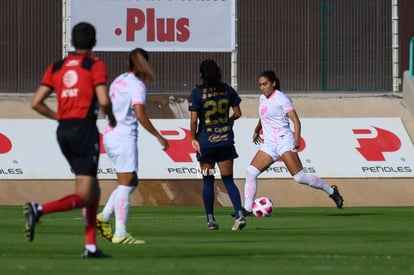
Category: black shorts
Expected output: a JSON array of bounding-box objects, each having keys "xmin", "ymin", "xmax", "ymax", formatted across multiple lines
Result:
[
  {"xmin": 57, "ymin": 121, "xmax": 100, "ymax": 177},
  {"xmin": 196, "ymin": 145, "xmax": 238, "ymax": 164}
]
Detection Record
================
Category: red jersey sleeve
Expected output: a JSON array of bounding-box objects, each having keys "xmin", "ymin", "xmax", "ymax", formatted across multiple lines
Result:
[
  {"xmin": 40, "ymin": 64, "xmax": 55, "ymax": 89},
  {"xmin": 92, "ymin": 59, "xmax": 107, "ymax": 87}
]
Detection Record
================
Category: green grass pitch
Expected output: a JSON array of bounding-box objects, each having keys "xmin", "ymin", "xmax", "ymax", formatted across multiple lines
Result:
[{"xmin": 1, "ymin": 206, "xmax": 414, "ymax": 274}]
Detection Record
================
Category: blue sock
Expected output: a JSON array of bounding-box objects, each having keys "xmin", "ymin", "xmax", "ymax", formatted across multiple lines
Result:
[
  {"xmin": 202, "ymin": 175, "xmax": 215, "ymax": 222},
  {"xmin": 222, "ymin": 175, "xmax": 243, "ymax": 219}
]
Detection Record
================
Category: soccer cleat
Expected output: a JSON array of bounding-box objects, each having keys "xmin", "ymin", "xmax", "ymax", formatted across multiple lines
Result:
[
  {"xmin": 232, "ymin": 217, "xmax": 246, "ymax": 231},
  {"xmin": 23, "ymin": 202, "xmax": 40, "ymax": 242},
  {"xmin": 207, "ymin": 220, "xmax": 219, "ymax": 230},
  {"xmin": 111, "ymin": 233, "xmax": 145, "ymax": 244},
  {"xmin": 329, "ymin": 185, "xmax": 344, "ymax": 209},
  {"xmin": 82, "ymin": 248, "xmax": 112, "ymax": 258},
  {"xmin": 230, "ymin": 208, "xmax": 253, "ymax": 217},
  {"xmin": 96, "ymin": 213, "xmax": 113, "ymax": 242}
]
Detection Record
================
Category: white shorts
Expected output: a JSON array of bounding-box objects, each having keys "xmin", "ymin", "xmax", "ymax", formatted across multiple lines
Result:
[
  {"xmin": 103, "ymin": 132, "xmax": 138, "ymax": 173},
  {"xmin": 259, "ymin": 135, "xmax": 297, "ymax": 161}
]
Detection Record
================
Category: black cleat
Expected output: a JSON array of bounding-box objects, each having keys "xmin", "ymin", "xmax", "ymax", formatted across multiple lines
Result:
[
  {"xmin": 207, "ymin": 220, "xmax": 219, "ymax": 230},
  {"xmin": 330, "ymin": 185, "xmax": 344, "ymax": 209},
  {"xmin": 231, "ymin": 208, "xmax": 253, "ymax": 217},
  {"xmin": 23, "ymin": 202, "xmax": 40, "ymax": 242},
  {"xmin": 82, "ymin": 248, "xmax": 112, "ymax": 258}
]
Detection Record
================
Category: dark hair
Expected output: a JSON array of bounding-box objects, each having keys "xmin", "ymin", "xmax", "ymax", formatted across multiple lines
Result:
[
  {"xmin": 71, "ymin": 22, "xmax": 96, "ymax": 50},
  {"xmin": 258, "ymin": 70, "xmax": 281, "ymax": 90},
  {"xmin": 130, "ymin": 48, "xmax": 149, "ymax": 62},
  {"xmin": 198, "ymin": 59, "xmax": 222, "ymax": 88},
  {"xmin": 128, "ymin": 48, "xmax": 154, "ymax": 84}
]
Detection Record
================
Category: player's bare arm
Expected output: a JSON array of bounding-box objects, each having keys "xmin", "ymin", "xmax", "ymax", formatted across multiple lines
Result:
[
  {"xmin": 229, "ymin": 105, "xmax": 242, "ymax": 123},
  {"xmin": 286, "ymin": 109, "xmax": 301, "ymax": 149},
  {"xmin": 253, "ymin": 119, "xmax": 263, "ymax": 145},
  {"xmin": 95, "ymin": 84, "xmax": 116, "ymax": 127},
  {"xmin": 31, "ymin": 85, "xmax": 57, "ymax": 120},
  {"xmin": 134, "ymin": 104, "xmax": 169, "ymax": 150},
  {"xmin": 189, "ymin": 110, "xmax": 200, "ymax": 154}
]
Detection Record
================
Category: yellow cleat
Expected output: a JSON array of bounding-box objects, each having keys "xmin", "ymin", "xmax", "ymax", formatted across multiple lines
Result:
[
  {"xmin": 96, "ymin": 213, "xmax": 113, "ymax": 242},
  {"xmin": 111, "ymin": 233, "xmax": 145, "ymax": 244}
]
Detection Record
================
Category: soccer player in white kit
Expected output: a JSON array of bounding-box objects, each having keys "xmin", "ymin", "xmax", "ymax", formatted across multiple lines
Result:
[
  {"xmin": 242, "ymin": 70, "xmax": 343, "ymax": 215},
  {"xmin": 97, "ymin": 48, "xmax": 169, "ymax": 244}
]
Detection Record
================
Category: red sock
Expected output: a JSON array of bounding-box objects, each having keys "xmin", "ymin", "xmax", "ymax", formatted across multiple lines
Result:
[
  {"xmin": 41, "ymin": 194, "xmax": 84, "ymax": 215},
  {"xmin": 84, "ymin": 197, "xmax": 99, "ymax": 246}
]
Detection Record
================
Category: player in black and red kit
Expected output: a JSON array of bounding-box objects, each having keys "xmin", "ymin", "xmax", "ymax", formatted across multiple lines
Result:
[
  {"xmin": 24, "ymin": 22, "xmax": 116, "ymax": 258},
  {"xmin": 189, "ymin": 59, "xmax": 246, "ymax": 231}
]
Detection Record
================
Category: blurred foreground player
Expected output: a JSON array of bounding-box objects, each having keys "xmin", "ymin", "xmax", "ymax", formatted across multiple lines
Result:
[{"xmin": 24, "ymin": 22, "xmax": 116, "ymax": 258}]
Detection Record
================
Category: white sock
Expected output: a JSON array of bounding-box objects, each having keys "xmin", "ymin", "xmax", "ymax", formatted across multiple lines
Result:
[
  {"xmin": 293, "ymin": 170, "xmax": 333, "ymax": 195},
  {"xmin": 85, "ymin": 244, "xmax": 96, "ymax": 253},
  {"xmin": 101, "ymin": 188, "xmax": 118, "ymax": 221},
  {"xmin": 114, "ymin": 185, "xmax": 135, "ymax": 238},
  {"xmin": 244, "ymin": 165, "xmax": 261, "ymax": 212}
]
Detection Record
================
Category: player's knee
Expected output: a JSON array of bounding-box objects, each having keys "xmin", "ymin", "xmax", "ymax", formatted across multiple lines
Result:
[
  {"xmin": 246, "ymin": 165, "xmax": 260, "ymax": 179},
  {"xmin": 293, "ymin": 169, "xmax": 307, "ymax": 184}
]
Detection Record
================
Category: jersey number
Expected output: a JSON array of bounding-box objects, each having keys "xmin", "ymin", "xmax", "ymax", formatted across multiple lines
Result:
[{"xmin": 204, "ymin": 99, "xmax": 229, "ymax": 126}]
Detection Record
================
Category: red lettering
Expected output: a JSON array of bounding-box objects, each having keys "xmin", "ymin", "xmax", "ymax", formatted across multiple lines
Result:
[
  {"xmin": 176, "ymin": 18, "xmax": 190, "ymax": 42},
  {"xmin": 125, "ymin": 8, "xmax": 190, "ymax": 43},
  {"xmin": 146, "ymin": 8, "xmax": 155, "ymax": 41},
  {"xmin": 157, "ymin": 18, "xmax": 176, "ymax": 42},
  {"xmin": 126, "ymin": 8, "xmax": 146, "ymax": 41}
]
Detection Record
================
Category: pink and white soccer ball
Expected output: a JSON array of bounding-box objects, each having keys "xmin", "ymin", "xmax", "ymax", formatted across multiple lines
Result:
[{"xmin": 252, "ymin": 197, "xmax": 274, "ymax": 217}]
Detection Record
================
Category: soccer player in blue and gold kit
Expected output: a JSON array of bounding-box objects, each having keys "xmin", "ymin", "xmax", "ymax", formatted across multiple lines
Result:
[{"xmin": 189, "ymin": 59, "xmax": 246, "ymax": 231}]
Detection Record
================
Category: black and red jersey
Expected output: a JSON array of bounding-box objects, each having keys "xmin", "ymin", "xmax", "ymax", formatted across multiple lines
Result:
[{"xmin": 40, "ymin": 53, "xmax": 107, "ymax": 121}]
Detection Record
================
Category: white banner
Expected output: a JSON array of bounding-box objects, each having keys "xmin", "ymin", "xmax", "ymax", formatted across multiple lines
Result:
[
  {"xmin": 1, "ymin": 118, "xmax": 414, "ymax": 179},
  {"xmin": 68, "ymin": 0, "xmax": 235, "ymax": 52}
]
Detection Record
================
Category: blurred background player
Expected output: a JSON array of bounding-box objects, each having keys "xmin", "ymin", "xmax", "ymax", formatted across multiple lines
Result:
[
  {"xmin": 189, "ymin": 59, "xmax": 246, "ymax": 231},
  {"xmin": 96, "ymin": 48, "xmax": 169, "ymax": 244},
  {"xmin": 240, "ymin": 70, "xmax": 343, "ymax": 215},
  {"xmin": 25, "ymin": 22, "xmax": 116, "ymax": 258}
]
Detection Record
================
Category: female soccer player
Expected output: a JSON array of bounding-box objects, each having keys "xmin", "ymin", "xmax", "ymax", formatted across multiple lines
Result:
[
  {"xmin": 189, "ymin": 59, "xmax": 246, "ymax": 231},
  {"xmin": 96, "ymin": 48, "xmax": 169, "ymax": 244},
  {"xmin": 242, "ymin": 70, "xmax": 344, "ymax": 214}
]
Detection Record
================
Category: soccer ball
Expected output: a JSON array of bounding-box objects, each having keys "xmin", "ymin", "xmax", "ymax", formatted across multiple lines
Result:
[{"xmin": 252, "ymin": 196, "xmax": 274, "ymax": 217}]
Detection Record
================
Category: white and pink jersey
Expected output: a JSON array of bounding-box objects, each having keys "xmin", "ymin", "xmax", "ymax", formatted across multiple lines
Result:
[
  {"xmin": 258, "ymin": 89, "xmax": 294, "ymax": 145},
  {"xmin": 104, "ymin": 72, "xmax": 146, "ymax": 136}
]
